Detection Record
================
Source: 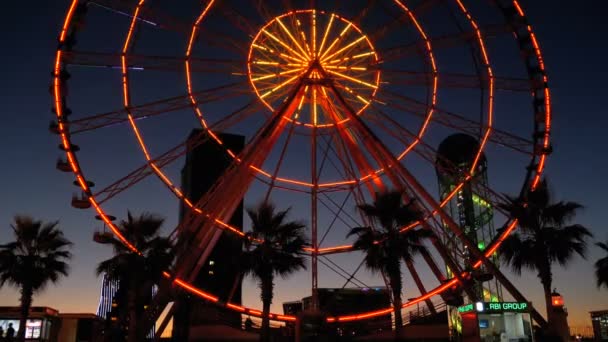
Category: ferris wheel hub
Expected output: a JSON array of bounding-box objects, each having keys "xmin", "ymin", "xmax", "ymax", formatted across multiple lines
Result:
[{"xmin": 247, "ymin": 10, "xmax": 381, "ymax": 128}]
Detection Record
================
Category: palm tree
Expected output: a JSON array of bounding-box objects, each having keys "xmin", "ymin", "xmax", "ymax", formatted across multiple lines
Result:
[
  {"xmin": 0, "ymin": 216, "xmax": 72, "ymax": 342},
  {"xmin": 347, "ymin": 190, "xmax": 430, "ymax": 338},
  {"xmin": 241, "ymin": 202, "xmax": 307, "ymax": 342},
  {"xmin": 498, "ymin": 179, "xmax": 592, "ymax": 330},
  {"xmin": 95, "ymin": 212, "xmax": 173, "ymax": 342},
  {"xmin": 595, "ymin": 241, "xmax": 608, "ymax": 289}
]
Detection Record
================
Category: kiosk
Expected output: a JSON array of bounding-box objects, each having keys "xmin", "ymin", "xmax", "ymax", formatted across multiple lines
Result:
[{"xmin": 457, "ymin": 302, "xmax": 534, "ymax": 342}]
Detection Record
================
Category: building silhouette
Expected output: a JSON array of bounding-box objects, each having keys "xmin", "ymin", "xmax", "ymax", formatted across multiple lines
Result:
[
  {"xmin": 96, "ymin": 273, "xmax": 156, "ymax": 339},
  {"xmin": 435, "ymin": 133, "xmax": 503, "ymax": 338},
  {"xmin": 173, "ymin": 130, "xmax": 245, "ymax": 339},
  {"xmin": 96, "ymin": 273, "xmax": 119, "ymax": 320}
]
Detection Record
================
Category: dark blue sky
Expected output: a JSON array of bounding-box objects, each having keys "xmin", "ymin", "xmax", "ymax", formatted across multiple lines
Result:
[{"xmin": 0, "ymin": 0, "xmax": 606, "ymax": 328}]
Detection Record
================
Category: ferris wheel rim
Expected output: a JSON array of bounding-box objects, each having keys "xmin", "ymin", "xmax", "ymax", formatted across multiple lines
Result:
[{"xmin": 52, "ymin": 0, "xmax": 551, "ymax": 323}]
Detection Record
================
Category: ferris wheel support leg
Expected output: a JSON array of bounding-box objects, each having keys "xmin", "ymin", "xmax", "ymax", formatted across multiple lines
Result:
[
  {"xmin": 419, "ymin": 245, "xmax": 446, "ymax": 282},
  {"xmin": 138, "ymin": 77, "xmax": 309, "ymax": 337},
  {"xmin": 153, "ymin": 303, "xmax": 175, "ymax": 342},
  {"xmin": 174, "ymin": 76, "xmax": 309, "ymax": 280},
  {"xmin": 311, "ymin": 125, "xmax": 319, "ymax": 310},
  {"xmin": 426, "ymin": 229, "xmax": 480, "ymax": 303},
  {"xmin": 318, "ymin": 90, "xmax": 397, "ymax": 296},
  {"xmin": 405, "ymin": 259, "xmax": 437, "ymax": 315},
  {"xmin": 378, "ymin": 129, "xmax": 548, "ymax": 325},
  {"xmin": 364, "ymin": 117, "xmax": 546, "ymax": 325},
  {"xmin": 324, "ymin": 76, "xmax": 546, "ymax": 326},
  {"xmin": 324, "ymin": 80, "xmax": 479, "ymax": 303}
]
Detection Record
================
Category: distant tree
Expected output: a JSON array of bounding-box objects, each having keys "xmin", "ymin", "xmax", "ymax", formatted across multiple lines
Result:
[
  {"xmin": 595, "ymin": 241, "xmax": 608, "ymax": 289},
  {"xmin": 498, "ymin": 179, "xmax": 592, "ymax": 330},
  {"xmin": 95, "ymin": 212, "xmax": 173, "ymax": 342},
  {"xmin": 348, "ymin": 190, "xmax": 430, "ymax": 339},
  {"xmin": 241, "ymin": 202, "xmax": 307, "ymax": 342},
  {"xmin": 0, "ymin": 216, "xmax": 72, "ymax": 342}
]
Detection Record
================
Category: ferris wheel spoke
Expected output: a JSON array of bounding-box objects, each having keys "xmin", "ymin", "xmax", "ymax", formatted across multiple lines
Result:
[
  {"xmin": 314, "ymin": 128, "xmax": 340, "ymax": 186},
  {"xmin": 327, "ymin": 82, "xmax": 504, "ymax": 301},
  {"xmin": 326, "ymin": 69, "xmax": 379, "ymax": 90},
  {"xmin": 405, "ymin": 259, "xmax": 438, "ymax": 315},
  {"xmin": 62, "ymin": 51, "xmax": 245, "ymax": 74},
  {"xmin": 251, "ymin": 42, "xmax": 308, "ymax": 68},
  {"xmin": 216, "ymin": 1, "xmax": 261, "ymax": 38},
  {"xmin": 92, "ymin": 130, "xmax": 208, "ymax": 205},
  {"xmin": 374, "ymin": 23, "xmax": 511, "ymax": 65},
  {"xmin": 319, "ymin": 93, "xmax": 381, "ymax": 191},
  {"xmin": 64, "ymin": 80, "xmax": 250, "ymax": 135},
  {"xmin": 317, "ymin": 190, "xmax": 353, "ymax": 247},
  {"xmin": 318, "ymin": 193, "xmax": 364, "ymax": 232},
  {"xmin": 89, "ymin": 0, "xmax": 196, "ymax": 36},
  {"xmin": 381, "ymin": 70, "xmax": 537, "ymax": 92},
  {"xmin": 92, "ymin": 98, "xmax": 265, "ymax": 205},
  {"xmin": 318, "ymin": 256, "xmax": 368, "ymax": 288},
  {"xmin": 262, "ymin": 108, "xmax": 300, "ymax": 202},
  {"xmin": 172, "ymin": 81, "xmax": 310, "ymax": 283},
  {"xmin": 366, "ymin": 0, "xmax": 443, "ymax": 43},
  {"xmin": 196, "ymin": 28, "xmax": 251, "ymax": 58},
  {"xmin": 322, "ymin": 255, "xmax": 370, "ymax": 289},
  {"xmin": 253, "ymin": 0, "xmax": 280, "ymax": 28},
  {"xmin": 376, "ymin": 88, "xmax": 535, "ymax": 155},
  {"xmin": 364, "ymin": 107, "xmax": 512, "ymax": 215},
  {"xmin": 321, "ymin": 36, "xmax": 370, "ymax": 65}
]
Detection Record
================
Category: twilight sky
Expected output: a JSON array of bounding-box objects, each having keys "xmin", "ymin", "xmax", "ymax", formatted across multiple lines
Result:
[{"xmin": 0, "ymin": 0, "xmax": 606, "ymax": 329}]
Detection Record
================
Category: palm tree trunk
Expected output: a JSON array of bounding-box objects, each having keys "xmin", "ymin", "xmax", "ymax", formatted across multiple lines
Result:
[
  {"xmin": 392, "ymin": 287, "xmax": 403, "ymax": 341},
  {"xmin": 388, "ymin": 267, "xmax": 403, "ymax": 340},
  {"xmin": 127, "ymin": 283, "xmax": 138, "ymax": 342},
  {"xmin": 17, "ymin": 285, "xmax": 33, "ymax": 342},
  {"xmin": 541, "ymin": 278, "xmax": 554, "ymax": 332},
  {"xmin": 539, "ymin": 264, "xmax": 554, "ymax": 334},
  {"xmin": 260, "ymin": 275, "xmax": 274, "ymax": 342}
]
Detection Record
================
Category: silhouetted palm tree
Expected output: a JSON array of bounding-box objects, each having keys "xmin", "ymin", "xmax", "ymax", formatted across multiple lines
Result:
[
  {"xmin": 498, "ymin": 179, "xmax": 592, "ymax": 329},
  {"xmin": 95, "ymin": 212, "xmax": 173, "ymax": 342},
  {"xmin": 0, "ymin": 216, "xmax": 72, "ymax": 342},
  {"xmin": 241, "ymin": 202, "xmax": 307, "ymax": 342},
  {"xmin": 595, "ymin": 241, "xmax": 608, "ymax": 289},
  {"xmin": 347, "ymin": 190, "xmax": 430, "ymax": 338}
]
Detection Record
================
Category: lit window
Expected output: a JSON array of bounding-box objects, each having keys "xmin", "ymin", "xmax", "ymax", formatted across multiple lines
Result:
[{"xmin": 209, "ymin": 260, "xmax": 215, "ymax": 266}]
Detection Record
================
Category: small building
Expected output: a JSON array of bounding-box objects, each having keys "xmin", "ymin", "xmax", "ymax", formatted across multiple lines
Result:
[
  {"xmin": 0, "ymin": 307, "xmax": 102, "ymax": 342},
  {"xmin": 456, "ymin": 301, "xmax": 534, "ymax": 341},
  {"xmin": 57, "ymin": 313, "xmax": 103, "ymax": 342},
  {"xmin": 0, "ymin": 306, "xmax": 59, "ymax": 341},
  {"xmin": 590, "ymin": 310, "xmax": 608, "ymax": 341},
  {"xmin": 289, "ymin": 287, "xmax": 392, "ymax": 338}
]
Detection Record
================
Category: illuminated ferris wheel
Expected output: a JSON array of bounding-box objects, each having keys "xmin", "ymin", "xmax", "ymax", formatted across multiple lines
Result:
[{"xmin": 52, "ymin": 0, "xmax": 552, "ymax": 336}]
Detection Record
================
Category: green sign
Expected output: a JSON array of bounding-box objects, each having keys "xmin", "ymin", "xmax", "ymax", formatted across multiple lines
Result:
[
  {"xmin": 457, "ymin": 302, "xmax": 529, "ymax": 314},
  {"xmin": 458, "ymin": 303, "xmax": 474, "ymax": 313}
]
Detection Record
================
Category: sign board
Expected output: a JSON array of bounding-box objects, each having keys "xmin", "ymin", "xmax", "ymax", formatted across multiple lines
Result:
[{"xmin": 458, "ymin": 302, "xmax": 529, "ymax": 314}]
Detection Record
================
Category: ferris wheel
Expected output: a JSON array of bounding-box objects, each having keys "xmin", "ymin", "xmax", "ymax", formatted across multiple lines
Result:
[{"xmin": 52, "ymin": 0, "xmax": 551, "ymax": 335}]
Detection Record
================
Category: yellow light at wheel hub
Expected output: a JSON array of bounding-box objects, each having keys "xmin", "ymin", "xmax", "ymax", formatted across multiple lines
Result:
[{"xmin": 247, "ymin": 9, "xmax": 381, "ymax": 128}]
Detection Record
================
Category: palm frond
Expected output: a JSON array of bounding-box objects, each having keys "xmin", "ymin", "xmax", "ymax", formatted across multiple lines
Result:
[
  {"xmin": 595, "ymin": 255, "xmax": 608, "ymax": 289},
  {"xmin": 95, "ymin": 211, "xmax": 173, "ymax": 290},
  {"xmin": 1, "ymin": 216, "xmax": 73, "ymax": 294},
  {"xmin": 596, "ymin": 241, "xmax": 608, "ymax": 253},
  {"xmin": 240, "ymin": 201, "xmax": 308, "ymax": 288},
  {"xmin": 543, "ymin": 201, "xmax": 583, "ymax": 227}
]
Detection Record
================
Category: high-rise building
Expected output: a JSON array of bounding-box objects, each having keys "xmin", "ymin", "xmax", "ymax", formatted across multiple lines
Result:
[
  {"xmin": 435, "ymin": 133, "xmax": 503, "ymax": 337},
  {"xmin": 286, "ymin": 287, "xmax": 392, "ymax": 336},
  {"xmin": 590, "ymin": 310, "xmax": 608, "ymax": 341},
  {"xmin": 173, "ymin": 130, "xmax": 245, "ymax": 339},
  {"xmin": 96, "ymin": 273, "xmax": 156, "ymax": 339},
  {"xmin": 96, "ymin": 273, "xmax": 119, "ymax": 320}
]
